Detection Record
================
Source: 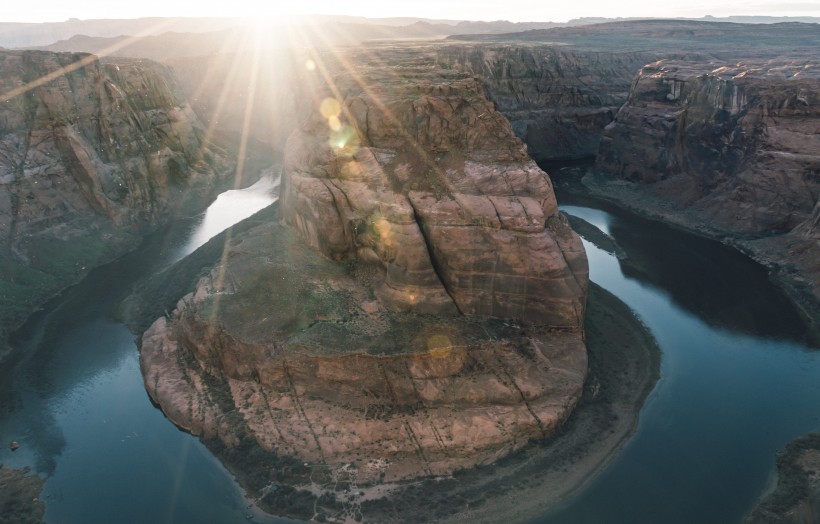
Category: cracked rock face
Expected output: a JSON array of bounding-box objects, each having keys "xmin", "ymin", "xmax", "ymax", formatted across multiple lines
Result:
[
  {"xmin": 141, "ymin": 45, "xmax": 589, "ymax": 481},
  {"xmin": 281, "ymin": 46, "xmax": 588, "ymax": 326}
]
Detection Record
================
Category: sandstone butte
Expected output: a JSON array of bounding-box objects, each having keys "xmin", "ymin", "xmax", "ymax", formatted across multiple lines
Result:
[{"xmin": 140, "ymin": 46, "xmax": 590, "ymax": 481}]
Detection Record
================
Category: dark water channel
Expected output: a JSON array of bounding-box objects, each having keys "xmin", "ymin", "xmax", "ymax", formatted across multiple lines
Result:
[
  {"xmin": 537, "ymin": 196, "xmax": 820, "ymax": 524},
  {"xmin": 0, "ymin": 175, "xmax": 286, "ymax": 524},
  {"xmin": 0, "ymin": 175, "xmax": 818, "ymax": 523}
]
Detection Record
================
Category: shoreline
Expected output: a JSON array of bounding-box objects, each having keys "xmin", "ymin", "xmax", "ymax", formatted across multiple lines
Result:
[
  {"xmin": 554, "ymin": 167, "xmax": 820, "ymax": 346},
  {"xmin": 746, "ymin": 433, "xmax": 820, "ymax": 523},
  {"xmin": 198, "ymin": 282, "xmax": 660, "ymax": 523},
  {"xmin": 0, "ymin": 464, "xmax": 45, "ymax": 523},
  {"xmin": 435, "ymin": 282, "xmax": 661, "ymax": 523}
]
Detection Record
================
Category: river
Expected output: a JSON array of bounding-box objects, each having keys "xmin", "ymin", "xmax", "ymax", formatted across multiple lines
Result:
[
  {"xmin": 538, "ymin": 197, "xmax": 820, "ymax": 523},
  {"xmin": 0, "ymin": 177, "xmax": 817, "ymax": 523},
  {"xmin": 0, "ymin": 174, "xmax": 289, "ymax": 524}
]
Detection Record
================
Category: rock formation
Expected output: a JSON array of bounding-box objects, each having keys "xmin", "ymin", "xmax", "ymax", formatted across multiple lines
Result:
[
  {"xmin": 0, "ymin": 50, "xmax": 228, "ymax": 355},
  {"xmin": 595, "ymin": 59, "xmax": 820, "ymax": 308},
  {"xmin": 141, "ymin": 45, "xmax": 588, "ymax": 486},
  {"xmin": 747, "ymin": 433, "xmax": 820, "ymax": 524},
  {"xmin": 436, "ymin": 46, "xmax": 658, "ymax": 162}
]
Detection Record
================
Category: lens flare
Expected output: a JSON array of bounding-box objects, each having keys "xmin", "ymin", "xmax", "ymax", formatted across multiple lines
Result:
[
  {"xmin": 328, "ymin": 124, "xmax": 359, "ymax": 155},
  {"xmin": 320, "ymin": 97, "xmax": 341, "ymax": 119},
  {"xmin": 427, "ymin": 334, "xmax": 453, "ymax": 359},
  {"xmin": 328, "ymin": 115, "xmax": 342, "ymax": 131}
]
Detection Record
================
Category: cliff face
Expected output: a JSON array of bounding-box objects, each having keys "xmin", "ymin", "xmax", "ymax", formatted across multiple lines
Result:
[
  {"xmin": 141, "ymin": 45, "xmax": 589, "ymax": 487},
  {"xmin": 435, "ymin": 46, "xmax": 659, "ymax": 162},
  {"xmin": 0, "ymin": 50, "xmax": 228, "ymax": 352},
  {"xmin": 597, "ymin": 60, "xmax": 820, "ymax": 234},
  {"xmin": 595, "ymin": 60, "xmax": 820, "ymax": 304}
]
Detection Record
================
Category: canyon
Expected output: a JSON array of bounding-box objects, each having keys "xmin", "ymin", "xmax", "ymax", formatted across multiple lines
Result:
[
  {"xmin": 0, "ymin": 17, "xmax": 817, "ymax": 524},
  {"xmin": 594, "ymin": 59, "xmax": 820, "ymax": 326}
]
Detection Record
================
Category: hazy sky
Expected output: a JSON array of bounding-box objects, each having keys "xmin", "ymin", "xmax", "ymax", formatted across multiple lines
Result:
[{"xmin": 5, "ymin": 0, "xmax": 820, "ymax": 23}]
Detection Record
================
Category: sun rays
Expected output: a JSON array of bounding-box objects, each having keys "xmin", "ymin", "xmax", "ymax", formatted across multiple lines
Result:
[{"xmin": 1, "ymin": 15, "xmax": 467, "ymax": 321}]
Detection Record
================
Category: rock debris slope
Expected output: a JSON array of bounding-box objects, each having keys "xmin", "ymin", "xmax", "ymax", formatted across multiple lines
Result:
[{"xmin": 141, "ymin": 45, "xmax": 589, "ymax": 482}]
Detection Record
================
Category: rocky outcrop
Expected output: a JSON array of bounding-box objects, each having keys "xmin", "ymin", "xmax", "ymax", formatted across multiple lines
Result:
[
  {"xmin": 0, "ymin": 464, "xmax": 44, "ymax": 523},
  {"xmin": 281, "ymin": 47, "xmax": 587, "ymax": 325},
  {"xmin": 0, "ymin": 50, "xmax": 228, "ymax": 354},
  {"xmin": 436, "ymin": 46, "xmax": 658, "ymax": 162},
  {"xmin": 747, "ymin": 433, "xmax": 820, "ymax": 524},
  {"xmin": 141, "ymin": 45, "xmax": 589, "ymax": 486},
  {"xmin": 595, "ymin": 59, "xmax": 820, "ymax": 305}
]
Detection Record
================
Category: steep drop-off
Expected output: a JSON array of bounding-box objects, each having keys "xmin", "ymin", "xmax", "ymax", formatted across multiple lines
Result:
[
  {"xmin": 140, "ymin": 45, "xmax": 589, "ymax": 502},
  {"xmin": 0, "ymin": 50, "xmax": 229, "ymax": 355},
  {"xmin": 594, "ymin": 59, "xmax": 820, "ymax": 312}
]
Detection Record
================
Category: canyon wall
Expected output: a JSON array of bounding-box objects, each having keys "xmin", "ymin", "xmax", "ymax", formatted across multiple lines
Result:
[
  {"xmin": 595, "ymin": 60, "xmax": 819, "ymax": 306},
  {"xmin": 435, "ymin": 46, "xmax": 659, "ymax": 162},
  {"xmin": 141, "ymin": 44, "xmax": 589, "ymax": 491},
  {"xmin": 0, "ymin": 50, "xmax": 228, "ymax": 354}
]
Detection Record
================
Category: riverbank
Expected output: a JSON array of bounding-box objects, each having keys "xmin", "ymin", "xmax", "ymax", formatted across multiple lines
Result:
[
  {"xmin": 0, "ymin": 464, "xmax": 44, "ymax": 524},
  {"xmin": 145, "ymin": 278, "xmax": 658, "ymax": 522},
  {"xmin": 747, "ymin": 433, "xmax": 820, "ymax": 524},
  {"xmin": 0, "ymin": 144, "xmax": 276, "ymax": 366},
  {"xmin": 553, "ymin": 167, "xmax": 820, "ymax": 345}
]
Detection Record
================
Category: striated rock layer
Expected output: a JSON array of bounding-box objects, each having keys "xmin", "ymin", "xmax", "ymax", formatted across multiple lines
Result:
[
  {"xmin": 0, "ymin": 50, "xmax": 229, "ymax": 353},
  {"xmin": 595, "ymin": 59, "xmax": 820, "ymax": 307},
  {"xmin": 141, "ymin": 45, "xmax": 589, "ymax": 483}
]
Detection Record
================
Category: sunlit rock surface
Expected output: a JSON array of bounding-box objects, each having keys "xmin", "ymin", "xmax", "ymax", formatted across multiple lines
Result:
[
  {"xmin": 141, "ymin": 45, "xmax": 589, "ymax": 482},
  {"xmin": 0, "ymin": 50, "xmax": 228, "ymax": 353}
]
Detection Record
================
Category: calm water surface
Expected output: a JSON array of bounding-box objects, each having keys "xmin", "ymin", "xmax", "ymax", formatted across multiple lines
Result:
[
  {"xmin": 537, "ymin": 201, "xmax": 820, "ymax": 524},
  {"xmin": 0, "ymin": 174, "xmax": 286, "ymax": 524}
]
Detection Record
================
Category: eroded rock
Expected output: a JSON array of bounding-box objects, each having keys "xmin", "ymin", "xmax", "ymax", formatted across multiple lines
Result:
[{"xmin": 141, "ymin": 45, "xmax": 589, "ymax": 484}]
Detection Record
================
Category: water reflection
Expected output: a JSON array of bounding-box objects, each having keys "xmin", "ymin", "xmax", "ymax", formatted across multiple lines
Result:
[
  {"xmin": 539, "ymin": 204, "xmax": 820, "ymax": 524},
  {"xmin": 562, "ymin": 202, "xmax": 813, "ymax": 345},
  {"xmin": 175, "ymin": 172, "xmax": 280, "ymax": 261}
]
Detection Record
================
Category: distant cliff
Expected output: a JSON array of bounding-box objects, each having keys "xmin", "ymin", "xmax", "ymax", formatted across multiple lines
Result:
[
  {"xmin": 436, "ymin": 46, "xmax": 658, "ymax": 162},
  {"xmin": 0, "ymin": 50, "xmax": 229, "ymax": 356},
  {"xmin": 594, "ymin": 60, "xmax": 820, "ymax": 309}
]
